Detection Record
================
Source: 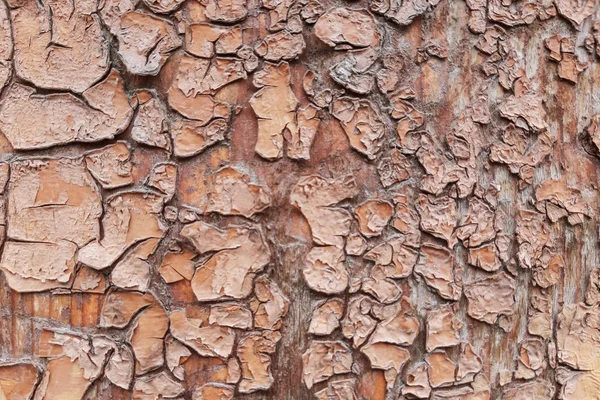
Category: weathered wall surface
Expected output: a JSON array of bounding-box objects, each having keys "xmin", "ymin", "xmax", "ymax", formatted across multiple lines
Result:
[{"xmin": 1, "ymin": 0, "xmax": 600, "ymax": 399}]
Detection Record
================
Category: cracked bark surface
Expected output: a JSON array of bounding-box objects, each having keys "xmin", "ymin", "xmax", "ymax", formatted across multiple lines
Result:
[{"xmin": 1, "ymin": 0, "xmax": 600, "ymax": 398}]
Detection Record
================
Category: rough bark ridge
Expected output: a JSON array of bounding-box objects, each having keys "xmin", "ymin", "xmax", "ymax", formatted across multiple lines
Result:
[{"xmin": 1, "ymin": 0, "xmax": 600, "ymax": 399}]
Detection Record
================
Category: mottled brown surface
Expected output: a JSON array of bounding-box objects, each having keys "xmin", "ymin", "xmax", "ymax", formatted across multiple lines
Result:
[{"xmin": 1, "ymin": 0, "xmax": 600, "ymax": 399}]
